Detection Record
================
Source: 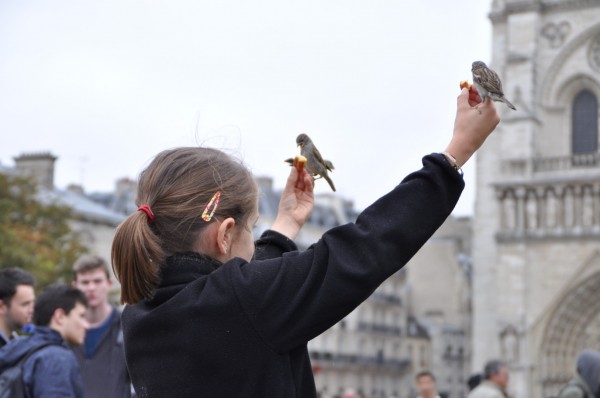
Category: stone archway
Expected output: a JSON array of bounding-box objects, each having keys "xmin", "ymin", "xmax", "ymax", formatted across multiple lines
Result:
[
  {"xmin": 538, "ymin": 271, "xmax": 600, "ymax": 397},
  {"xmin": 540, "ymin": 21, "xmax": 600, "ymax": 107}
]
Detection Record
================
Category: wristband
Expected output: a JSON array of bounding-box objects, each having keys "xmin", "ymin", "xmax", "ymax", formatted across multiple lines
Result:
[{"xmin": 442, "ymin": 152, "xmax": 464, "ymax": 176}]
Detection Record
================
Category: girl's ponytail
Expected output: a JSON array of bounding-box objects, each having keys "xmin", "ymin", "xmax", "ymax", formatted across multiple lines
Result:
[{"xmin": 112, "ymin": 209, "xmax": 163, "ymax": 304}]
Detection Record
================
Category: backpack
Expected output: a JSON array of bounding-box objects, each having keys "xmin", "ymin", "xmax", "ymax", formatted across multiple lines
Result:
[{"xmin": 0, "ymin": 343, "xmax": 54, "ymax": 398}]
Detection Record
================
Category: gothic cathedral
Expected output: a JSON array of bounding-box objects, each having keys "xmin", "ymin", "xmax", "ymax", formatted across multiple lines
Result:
[{"xmin": 473, "ymin": 1, "xmax": 600, "ymax": 397}]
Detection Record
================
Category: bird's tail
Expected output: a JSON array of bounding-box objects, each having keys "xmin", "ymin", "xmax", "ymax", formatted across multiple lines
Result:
[
  {"xmin": 324, "ymin": 174, "xmax": 336, "ymax": 192},
  {"xmin": 502, "ymin": 97, "xmax": 516, "ymax": 111}
]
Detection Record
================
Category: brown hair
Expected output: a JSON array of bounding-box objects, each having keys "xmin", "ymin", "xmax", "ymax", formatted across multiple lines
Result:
[
  {"xmin": 415, "ymin": 370, "xmax": 436, "ymax": 382},
  {"xmin": 112, "ymin": 147, "xmax": 257, "ymax": 304},
  {"xmin": 73, "ymin": 255, "xmax": 111, "ymax": 280}
]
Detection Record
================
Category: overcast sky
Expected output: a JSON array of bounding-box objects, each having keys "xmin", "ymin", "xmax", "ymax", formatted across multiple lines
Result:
[{"xmin": 0, "ymin": 1, "xmax": 493, "ymax": 215}]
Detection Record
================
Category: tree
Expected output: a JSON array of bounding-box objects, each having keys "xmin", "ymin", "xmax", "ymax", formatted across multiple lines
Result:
[{"xmin": 0, "ymin": 172, "xmax": 87, "ymax": 287}]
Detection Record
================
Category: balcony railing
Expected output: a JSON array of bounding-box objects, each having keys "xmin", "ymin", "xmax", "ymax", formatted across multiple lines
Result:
[
  {"xmin": 369, "ymin": 292, "xmax": 402, "ymax": 305},
  {"xmin": 357, "ymin": 321, "xmax": 402, "ymax": 336},
  {"xmin": 309, "ymin": 351, "xmax": 410, "ymax": 371},
  {"xmin": 533, "ymin": 152, "xmax": 600, "ymax": 172},
  {"xmin": 495, "ymin": 179, "xmax": 600, "ymax": 241}
]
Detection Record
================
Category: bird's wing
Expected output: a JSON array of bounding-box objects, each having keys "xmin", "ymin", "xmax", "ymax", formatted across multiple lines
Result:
[
  {"xmin": 311, "ymin": 145, "xmax": 327, "ymax": 166},
  {"xmin": 324, "ymin": 160, "xmax": 334, "ymax": 171},
  {"xmin": 481, "ymin": 67, "xmax": 505, "ymax": 95}
]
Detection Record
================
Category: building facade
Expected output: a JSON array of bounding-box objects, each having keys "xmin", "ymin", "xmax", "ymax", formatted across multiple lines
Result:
[
  {"xmin": 407, "ymin": 217, "xmax": 473, "ymax": 398},
  {"xmin": 473, "ymin": 1, "xmax": 600, "ymax": 397}
]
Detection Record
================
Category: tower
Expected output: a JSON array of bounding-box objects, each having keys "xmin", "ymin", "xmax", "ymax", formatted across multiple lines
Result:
[{"xmin": 473, "ymin": 1, "xmax": 600, "ymax": 397}]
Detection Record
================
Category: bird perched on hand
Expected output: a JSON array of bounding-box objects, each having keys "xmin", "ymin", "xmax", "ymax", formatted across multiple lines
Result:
[
  {"xmin": 295, "ymin": 133, "xmax": 336, "ymax": 192},
  {"xmin": 471, "ymin": 61, "xmax": 516, "ymax": 110}
]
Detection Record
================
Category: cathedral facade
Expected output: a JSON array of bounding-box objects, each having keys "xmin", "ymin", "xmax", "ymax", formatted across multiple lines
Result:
[{"xmin": 473, "ymin": 1, "xmax": 600, "ymax": 397}]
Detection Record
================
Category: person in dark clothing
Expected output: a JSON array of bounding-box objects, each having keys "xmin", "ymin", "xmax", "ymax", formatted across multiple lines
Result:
[
  {"xmin": 0, "ymin": 268, "xmax": 36, "ymax": 347},
  {"xmin": 71, "ymin": 255, "xmax": 131, "ymax": 398},
  {"xmin": 558, "ymin": 349, "xmax": 600, "ymax": 398},
  {"xmin": 0, "ymin": 284, "xmax": 89, "ymax": 398},
  {"xmin": 112, "ymin": 87, "xmax": 500, "ymax": 397}
]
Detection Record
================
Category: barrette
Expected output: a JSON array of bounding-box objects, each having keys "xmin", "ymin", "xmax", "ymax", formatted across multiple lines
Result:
[{"xmin": 202, "ymin": 191, "xmax": 221, "ymax": 222}]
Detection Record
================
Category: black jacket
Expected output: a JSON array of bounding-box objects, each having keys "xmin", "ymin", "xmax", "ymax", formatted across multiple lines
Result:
[
  {"xmin": 72, "ymin": 307, "xmax": 131, "ymax": 398},
  {"xmin": 122, "ymin": 154, "xmax": 464, "ymax": 397}
]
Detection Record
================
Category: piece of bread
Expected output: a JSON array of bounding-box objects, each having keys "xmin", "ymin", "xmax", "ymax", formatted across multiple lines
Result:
[
  {"xmin": 294, "ymin": 155, "xmax": 307, "ymax": 173},
  {"xmin": 460, "ymin": 80, "xmax": 472, "ymax": 91}
]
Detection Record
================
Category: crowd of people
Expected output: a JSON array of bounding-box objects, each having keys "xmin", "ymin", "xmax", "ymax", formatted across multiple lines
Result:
[
  {"xmin": 425, "ymin": 357, "xmax": 600, "ymax": 398},
  {"xmin": 0, "ymin": 258, "xmax": 131, "ymax": 397}
]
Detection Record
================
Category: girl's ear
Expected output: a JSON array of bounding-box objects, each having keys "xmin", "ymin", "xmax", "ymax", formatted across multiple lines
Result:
[{"xmin": 216, "ymin": 217, "xmax": 236, "ymax": 255}]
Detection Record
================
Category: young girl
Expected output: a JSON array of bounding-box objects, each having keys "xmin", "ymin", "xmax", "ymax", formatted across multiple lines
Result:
[{"xmin": 112, "ymin": 88, "xmax": 500, "ymax": 397}]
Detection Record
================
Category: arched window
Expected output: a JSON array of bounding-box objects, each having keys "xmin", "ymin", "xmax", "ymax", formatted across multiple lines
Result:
[{"xmin": 572, "ymin": 90, "xmax": 598, "ymax": 154}]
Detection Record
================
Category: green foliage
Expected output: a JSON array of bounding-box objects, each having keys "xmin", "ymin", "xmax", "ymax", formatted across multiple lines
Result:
[{"xmin": 0, "ymin": 173, "xmax": 87, "ymax": 287}]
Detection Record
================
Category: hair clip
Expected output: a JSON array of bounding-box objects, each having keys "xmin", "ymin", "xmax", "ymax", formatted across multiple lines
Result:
[
  {"xmin": 137, "ymin": 205, "xmax": 155, "ymax": 222},
  {"xmin": 202, "ymin": 191, "xmax": 221, "ymax": 222}
]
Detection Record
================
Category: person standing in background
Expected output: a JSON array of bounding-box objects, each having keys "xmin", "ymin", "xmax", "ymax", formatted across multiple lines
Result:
[
  {"xmin": 0, "ymin": 268, "xmax": 35, "ymax": 347},
  {"xmin": 415, "ymin": 371, "xmax": 442, "ymax": 398},
  {"xmin": 557, "ymin": 349, "xmax": 600, "ymax": 398},
  {"xmin": 71, "ymin": 255, "xmax": 131, "ymax": 398},
  {"xmin": 0, "ymin": 284, "xmax": 89, "ymax": 397},
  {"xmin": 467, "ymin": 360, "xmax": 509, "ymax": 398}
]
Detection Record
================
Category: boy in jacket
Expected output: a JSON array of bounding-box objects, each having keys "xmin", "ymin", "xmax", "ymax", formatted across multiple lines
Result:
[{"xmin": 0, "ymin": 284, "xmax": 89, "ymax": 398}]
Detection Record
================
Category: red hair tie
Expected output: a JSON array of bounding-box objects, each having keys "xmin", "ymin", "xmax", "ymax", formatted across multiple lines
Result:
[{"xmin": 137, "ymin": 205, "xmax": 155, "ymax": 222}]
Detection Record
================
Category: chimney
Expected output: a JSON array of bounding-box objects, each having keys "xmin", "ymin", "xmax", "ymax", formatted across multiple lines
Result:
[
  {"xmin": 255, "ymin": 176, "xmax": 273, "ymax": 194},
  {"xmin": 14, "ymin": 152, "xmax": 58, "ymax": 190},
  {"xmin": 115, "ymin": 177, "xmax": 137, "ymax": 195},
  {"xmin": 66, "ymin": 184, "xmax": 85, "ymax": 195}
]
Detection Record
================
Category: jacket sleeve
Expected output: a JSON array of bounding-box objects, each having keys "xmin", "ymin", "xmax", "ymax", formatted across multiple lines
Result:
[
  {"xmin": 253, "ymin": 230, "xmax": 298, "ymax": 261},
  {"xmin": 229, "ymin": 154, "xmax": 464, "ymax": 353},
  {"xmin": 27, "ymin": 348, "xmax": 81, "ymax": 398}
]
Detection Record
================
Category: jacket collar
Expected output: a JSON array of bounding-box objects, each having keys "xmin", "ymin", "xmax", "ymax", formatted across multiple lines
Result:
[
  {"xmin": 144, "ymin": 252, "xmax": 222, "ymax": 306},
  {"xmin": 33, "ymin": 326, "xmax": 67, "ymax": 345},
  {"xmin": 159, "ymin": 252, "xmax": 222, "ymax": 287},
  {"xmin": 0, "ymin": 331, "xmax": 8, "ymax": 346}
]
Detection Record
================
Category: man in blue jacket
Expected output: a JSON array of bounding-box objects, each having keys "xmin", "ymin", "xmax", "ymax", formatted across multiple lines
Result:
[{"xmin": 0, "ymin": 284, "xmax": 89, "ymax": 397}]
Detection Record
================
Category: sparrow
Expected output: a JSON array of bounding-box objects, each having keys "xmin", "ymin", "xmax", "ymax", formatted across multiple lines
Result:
[
  {"xmin": 295, "ymin": 133, "xmax": 336, "ymax": 192},
  {"xmin": 471, "ymin": 61, "xmax": 516, "ymax": 110}
]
